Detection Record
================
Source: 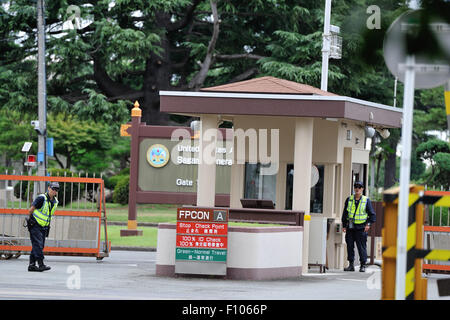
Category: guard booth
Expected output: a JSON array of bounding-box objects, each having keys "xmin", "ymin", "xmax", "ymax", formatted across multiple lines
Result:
[
  {"xmin": 158, "ymin": 76, "xmax": 403, "ymax": 272},
  {"xmin": 0, "ymin": 174, "xmax": 110, "ymax": 260}
]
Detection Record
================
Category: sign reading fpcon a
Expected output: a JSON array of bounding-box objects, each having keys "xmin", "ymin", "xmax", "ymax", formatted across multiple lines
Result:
[{"xmin": 175, "ymin": 207, "xmax": 229, "ymax": 276}]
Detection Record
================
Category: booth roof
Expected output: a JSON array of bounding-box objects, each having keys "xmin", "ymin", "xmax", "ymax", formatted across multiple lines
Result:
[
  {"xmin": 200, "ymin": 76, "xmax": 338, "ymax": 96},
  {"xmin": 159, "ymin": 77, "xmax": 402, "ymax": 128}
]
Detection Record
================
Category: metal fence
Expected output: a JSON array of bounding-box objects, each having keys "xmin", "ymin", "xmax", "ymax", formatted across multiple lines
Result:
[
  {"xmin": 423, "ymin": 186, "xmax": 450, "ymax": 273},
  {"xmin": 424, "ymin": 185, "xmax": 450, "ymax": 227},
  {"xmin": 0, "ymin": 172, "xmax": 110, "ymax": 260}
]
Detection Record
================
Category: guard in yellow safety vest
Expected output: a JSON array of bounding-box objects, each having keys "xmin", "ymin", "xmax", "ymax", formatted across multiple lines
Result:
[
  {"xmin": 341, "ymin": 181, "xmax": 376, "ymax": 272},
  {"xmin": 27, "ymin": 182, "xmax": 59, "ymax": 272}
]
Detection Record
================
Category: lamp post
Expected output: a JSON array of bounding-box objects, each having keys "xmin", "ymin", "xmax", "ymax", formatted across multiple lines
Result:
[
  {"xmin": 321, "ymin": 0, "xmax": 332, "ymax": 91},
  {"xmin": 321, "ymin": 0, "xmax": 342, "ymax": 91}
]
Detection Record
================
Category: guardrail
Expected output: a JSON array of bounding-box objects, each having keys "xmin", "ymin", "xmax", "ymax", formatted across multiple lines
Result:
[{"xmin": 0, "ymin": 174, "xmax": 110, "ymax": 260}]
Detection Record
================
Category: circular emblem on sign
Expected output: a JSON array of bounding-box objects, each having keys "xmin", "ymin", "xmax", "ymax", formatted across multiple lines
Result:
[{"xmin": 147, "ymin": 144, "xmax": 170, "ymax": 168}]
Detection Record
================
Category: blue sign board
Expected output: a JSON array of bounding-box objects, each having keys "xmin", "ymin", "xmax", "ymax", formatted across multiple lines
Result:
[{"xmin": 46, "ymin": 137, "xmax": 54, "ymax": 156}]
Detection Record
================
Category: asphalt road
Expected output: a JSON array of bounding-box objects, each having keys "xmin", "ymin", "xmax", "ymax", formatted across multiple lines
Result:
[{"xmin": 0, "ymin": 250, "xmax": 448, "ymax": 300}]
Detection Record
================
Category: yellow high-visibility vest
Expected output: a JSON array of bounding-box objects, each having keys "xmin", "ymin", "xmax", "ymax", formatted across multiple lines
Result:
[
  {"xmin": 347, "ymin": 195, "xmax": 368, "ymax": 224},
  {"xmin": 33, "ymin": 193, "xmax": 58, "ymax": 227}
]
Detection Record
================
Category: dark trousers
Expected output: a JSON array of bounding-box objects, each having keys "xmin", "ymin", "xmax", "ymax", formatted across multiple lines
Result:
[
  {"xmin": 29, "ymin": 224, "xmax": 47, "ymax": 265},
  {"xmin": 345, "ymin": 228, "xmax": 368, "ymax": 265}
]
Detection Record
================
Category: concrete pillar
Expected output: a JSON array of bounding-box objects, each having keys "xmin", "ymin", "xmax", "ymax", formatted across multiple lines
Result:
[
  {"xmin": 197, "ymin": 115, "xmax": 218, "ymax": 207},
  {"xmin": 323, "ymin": 164, "xmax": 336, "ymax": 218},
  {"xmin": 342, "ymin": 147, "xmax": 353, "ymax": 206},
  {"xmin": 292, "ymin": 118, "xmax": 314, "ymax": 274}
]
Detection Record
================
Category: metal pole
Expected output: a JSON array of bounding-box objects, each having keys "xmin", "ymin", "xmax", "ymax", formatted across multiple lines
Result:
[
  {"xmin": 320, "ymin": 0, "xmax": 332, "ymax": 91},
  {"xmin": 393, "ymin": 77, "xmax": 398, "ymax": 108},
  {"xmin": 395, "ymin": 55, "xmax": 416, "ymax": 300},
  {"xmin": 37, "ymin": 0, "xmax": 47, "ymax": 188}
]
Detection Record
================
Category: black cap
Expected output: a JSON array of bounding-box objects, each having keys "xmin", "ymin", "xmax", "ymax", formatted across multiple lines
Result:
[
  {"xmin": 354, "ymin": 181, "xmax": 364, "ymax": 188},
  {"xmin": 49, "ymin": 182, "xmax": 60, "ymax": 190}
]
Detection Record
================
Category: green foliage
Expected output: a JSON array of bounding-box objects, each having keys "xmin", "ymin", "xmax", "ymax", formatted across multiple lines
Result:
[
  {"xmin": 47, "ymin": 112, "xmax": 114, "ymax": 171},
  {"xmin": 416, "ymin": 139, "xmax": 450, "ymax": 163},
  {"xmin": 416, "ymin": 139, "xmax": 450, "ymax": 186},
  {"xmin": 414, "ymin": 108, "xmax": 447, "ymax": 141},
  {"xmin": 104, "ymin": 167, "xmax": 130, "ymax": 190},
  {"xmin": 0, "ymin": 109, "xmax": 36, "ymax": 165},
  {"xmin": 113, "ymin": 175, "xmax": 130, "ymax": 205},
  {"xmin": 71, "ymin": 90, "xmax": 129, "ymax": 130},
  {"xmin": 411, "ymin": 82, "xmax": 449, "ymax": 187},
  {"xmin": 431, "ymin": 153, "xmax": 450, "ymax": 188},
  {"xmin": 0, "ymin": 0, "xmax": 420, "ymax": 191}
]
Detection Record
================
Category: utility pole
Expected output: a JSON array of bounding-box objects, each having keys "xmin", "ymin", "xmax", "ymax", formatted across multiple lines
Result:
[{"xmin": 37, "ymin": 0, "xmax": 47, "ymax": 191}]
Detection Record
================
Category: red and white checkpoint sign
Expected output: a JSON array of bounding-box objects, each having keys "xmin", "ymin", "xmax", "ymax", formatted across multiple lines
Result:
[
  {"xmin": 176, "ymin": 221, "xmax": 228, "ymax": 236},
  {"xmin": 175, "ymin": 207, "xmax": 229, "ymax": 271},
  {"xmin": 176, "ymin": 234, "xmax": 228, "ymax": 249}
]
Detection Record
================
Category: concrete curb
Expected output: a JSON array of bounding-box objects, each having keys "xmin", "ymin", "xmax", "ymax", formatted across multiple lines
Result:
[
  {"xmin": 111, "ymin": 246, "xmax": 156, "ymax": 252},
  {"xmin": 108, "ymin": 222, "xmax": 159, "ymax": 227}
]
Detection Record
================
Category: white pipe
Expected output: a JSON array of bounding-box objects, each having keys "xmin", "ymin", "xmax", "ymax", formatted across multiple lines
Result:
[{"xmin": 395, "ymin": 55, "xmax": 416, "ymax": 300}]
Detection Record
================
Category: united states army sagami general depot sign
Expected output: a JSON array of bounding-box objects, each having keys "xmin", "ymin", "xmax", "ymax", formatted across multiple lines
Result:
[{"xmin": 175, "ymin": 207, "xmax": 229, "ymax": 276}]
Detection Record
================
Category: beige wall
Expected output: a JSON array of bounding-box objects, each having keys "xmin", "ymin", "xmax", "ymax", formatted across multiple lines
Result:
[
  {"xmin": 231, "ymin": 116, "xmax": 296, "ymax": 209},
  {"xmin": 229, "ymin": 116, "xmax": 368, "ymax": 211}
]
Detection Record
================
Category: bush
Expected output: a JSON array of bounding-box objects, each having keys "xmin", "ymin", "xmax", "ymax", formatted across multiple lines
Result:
[
  {"xmin": 14, "ymin": 180, "xmax": 34, "ymax": 201},
  {"xmin": 104, "ymin": 167, "xmax": 130, "ymax": 190},
  {"xmin": 113, "ymin": 175, "xmax": 129, "ymax": 205},
  {"xmin": 118, "ymin": 167, "xmax": 130, "ymax": 175},
  {"xmin": 105, "ymin": 174, "xmax": 126, "ymax": 190}
]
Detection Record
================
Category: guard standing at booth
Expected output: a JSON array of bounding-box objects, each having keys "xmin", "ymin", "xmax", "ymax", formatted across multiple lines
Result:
[
  {"xmin": 341, "ymin": 180, "xmax": 376, "ymax": 272},
  {"xmin": 26, "ymin": 182, "xmax": 59, "ymax": 272}
]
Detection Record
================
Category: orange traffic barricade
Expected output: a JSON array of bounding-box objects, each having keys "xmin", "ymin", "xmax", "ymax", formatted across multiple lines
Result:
[{"xmin": 0, "ymin": 174, "xmax": 110, "ymax": 260}]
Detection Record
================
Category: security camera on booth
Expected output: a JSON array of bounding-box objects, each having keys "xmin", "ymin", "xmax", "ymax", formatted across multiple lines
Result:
[{"xmin": 30, "ymin": 120, "xmax": 45, "ymax": 135}]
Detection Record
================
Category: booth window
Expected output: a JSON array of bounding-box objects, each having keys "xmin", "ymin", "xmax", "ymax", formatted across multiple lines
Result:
[
  {"xmin": 285, "ymin": 164, "xmax": 324, "ymax": 213},
  {"xmin": 244, "ymin": 163, "xmax": 277, "ymax": 205}
]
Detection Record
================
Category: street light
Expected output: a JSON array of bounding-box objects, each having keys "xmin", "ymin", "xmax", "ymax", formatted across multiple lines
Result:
[
  {"xmin": 321, "ymin": 0, "xmax": 342, "ymax": 91},
  {"xmin": 329, "ymin": 25, "xmax": 342, "ymax": 59}
]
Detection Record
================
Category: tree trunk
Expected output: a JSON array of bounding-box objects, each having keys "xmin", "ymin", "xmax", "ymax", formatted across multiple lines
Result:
[
  {"xmin": 384, "ymin": 136, "xmax": 399, "ymax": 189},
  {"xmin": 384, "ymin": 151, "xmax": 397, "ymax": 189}
]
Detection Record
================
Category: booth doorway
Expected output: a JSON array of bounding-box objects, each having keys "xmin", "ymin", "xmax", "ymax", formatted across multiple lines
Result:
[{"xmin": 351, "ymin": 163, "xmax": 368, "ymax": 196}]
